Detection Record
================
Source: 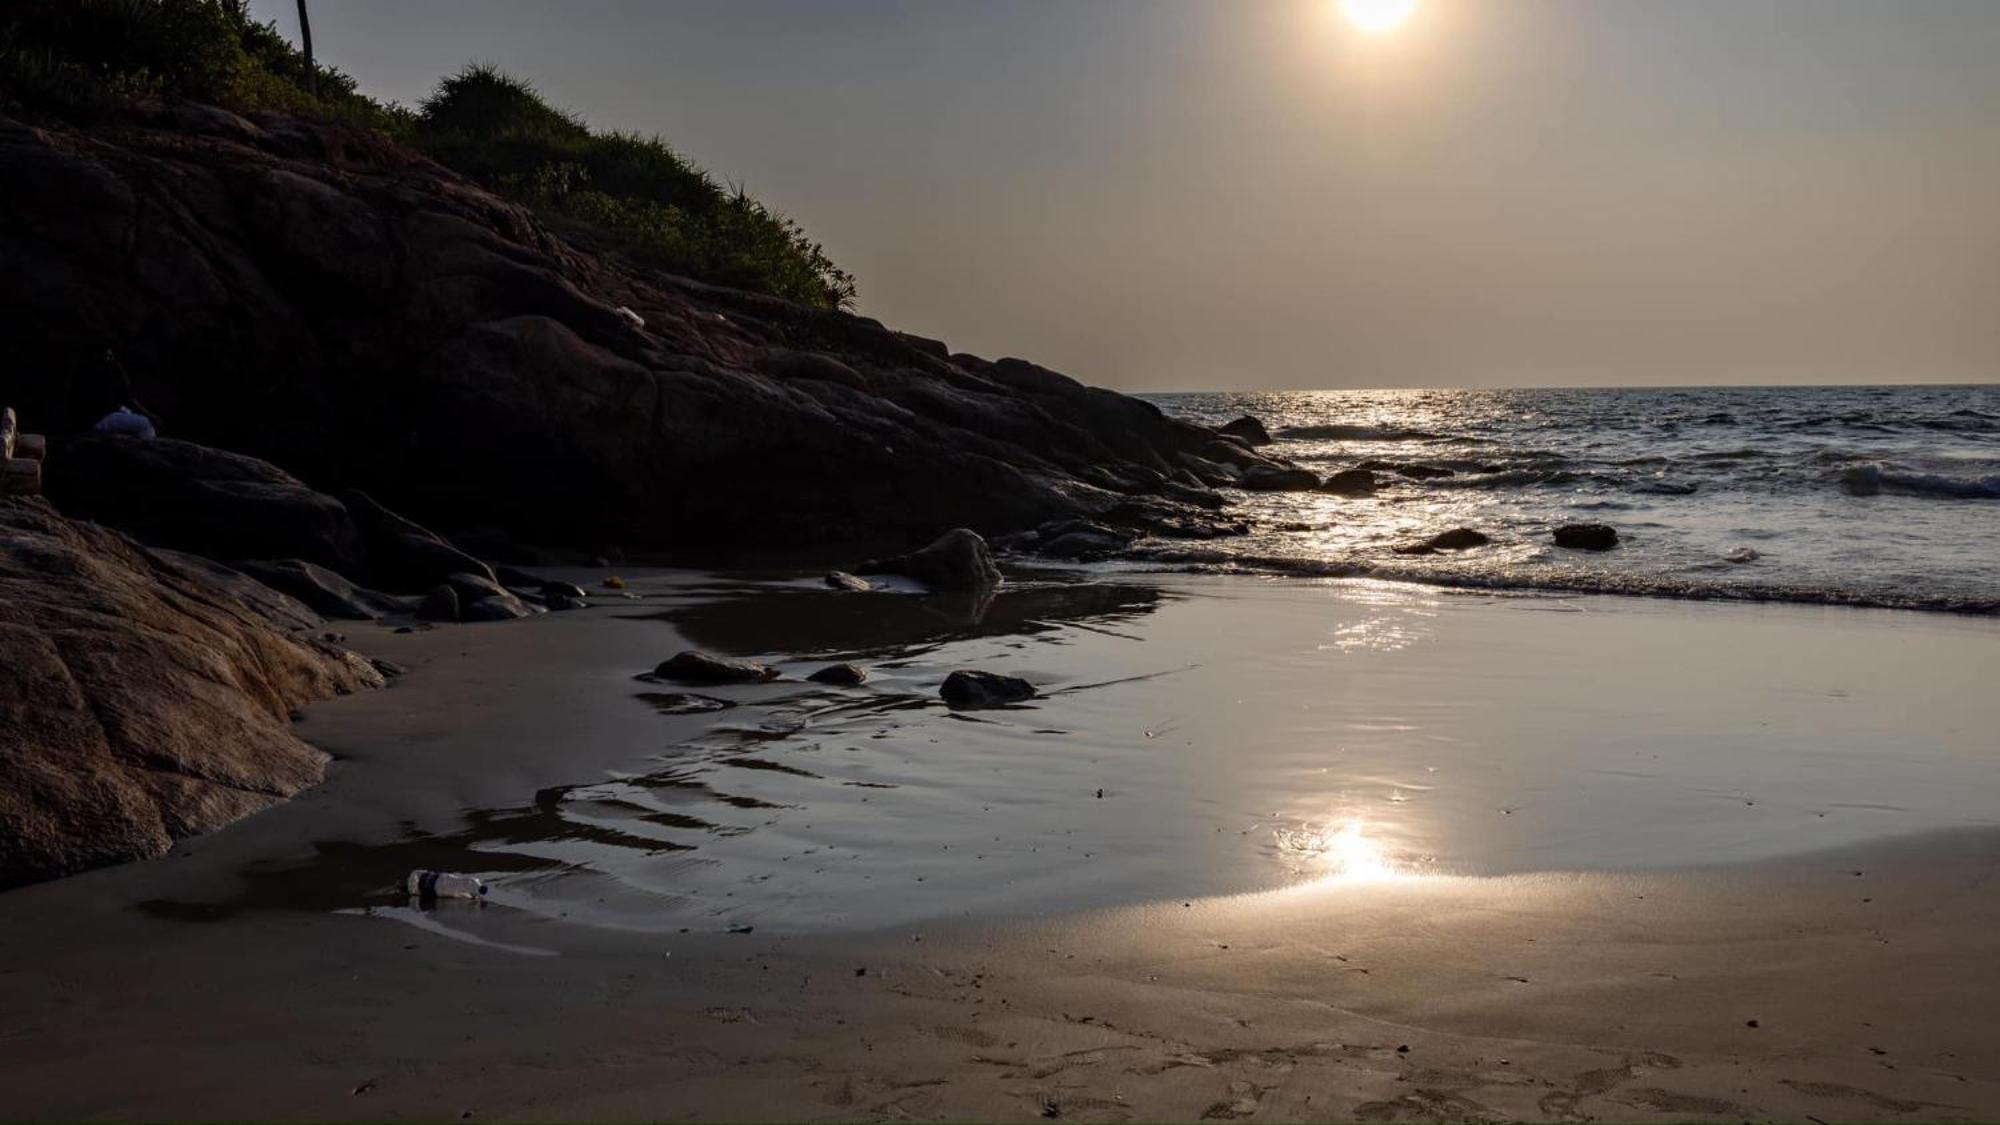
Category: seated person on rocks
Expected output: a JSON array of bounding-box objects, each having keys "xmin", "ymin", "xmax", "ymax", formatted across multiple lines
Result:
[{"xmin": 93, "ymin": 405, "xmax": 157, "ymax": 439}]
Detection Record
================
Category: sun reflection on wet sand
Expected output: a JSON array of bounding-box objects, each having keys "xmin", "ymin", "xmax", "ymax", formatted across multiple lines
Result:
[{"xmin": 1275, "ymin": 818, "xmax": 1408, "ymax": 885}]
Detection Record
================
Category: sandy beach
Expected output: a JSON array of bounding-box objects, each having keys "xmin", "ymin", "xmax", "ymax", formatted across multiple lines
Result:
[{"xmin": 3, "ymin": 571, "xmax": 1997, "ymax": 1120}]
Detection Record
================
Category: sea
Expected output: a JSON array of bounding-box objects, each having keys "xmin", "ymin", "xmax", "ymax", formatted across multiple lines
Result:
[{"xmin": 1141, "ymin": 385, "xmax": 2000, "ymax": 615}]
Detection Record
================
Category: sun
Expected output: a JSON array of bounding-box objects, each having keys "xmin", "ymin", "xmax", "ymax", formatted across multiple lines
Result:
[{"xmin": 1339, "ymin": 0, "xmax": 1420, "ymax": 34}]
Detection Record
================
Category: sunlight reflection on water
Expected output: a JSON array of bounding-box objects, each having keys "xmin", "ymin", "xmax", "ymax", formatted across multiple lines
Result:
[{"xmin": 1273, "ymin": 818, "xmax": 1410, "ymax": 885}]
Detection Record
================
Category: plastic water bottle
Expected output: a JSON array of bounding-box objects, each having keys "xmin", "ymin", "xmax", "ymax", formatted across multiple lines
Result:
[{"xmin": 404, "ymin": 869, "xmax": 488, "ymax": 899}]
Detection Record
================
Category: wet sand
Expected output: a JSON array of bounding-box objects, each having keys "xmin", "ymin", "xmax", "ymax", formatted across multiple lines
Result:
[{"xmin": 2, "ymin": 572, "xmax": 1997, "ymax": 1120}]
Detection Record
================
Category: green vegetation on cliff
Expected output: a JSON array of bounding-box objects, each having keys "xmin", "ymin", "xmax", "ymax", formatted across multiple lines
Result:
[{"xmin": 0, "ymin": 0, "xmax": 855, "ymax": 310}]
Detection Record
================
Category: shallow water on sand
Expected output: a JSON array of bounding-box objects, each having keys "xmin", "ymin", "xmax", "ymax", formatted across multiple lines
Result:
[{"xmin": 270, "ymin": 575, "xmax": 2000, "ymax": 934}]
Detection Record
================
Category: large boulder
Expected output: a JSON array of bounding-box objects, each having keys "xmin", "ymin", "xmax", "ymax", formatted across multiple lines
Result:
[
  {"xmin": 857, "ymin": 528, "xmax": 1002, "ymax": 592},
  {"xmin": 0, "ymin": 497, "xmax": 381, "ymax": 888},
  {"xmin": 44, "ymin": 436, "xmax": 368, "ymax": 577}
]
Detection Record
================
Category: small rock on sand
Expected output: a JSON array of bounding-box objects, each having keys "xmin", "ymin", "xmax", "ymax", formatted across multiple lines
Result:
[
  {"xmin": 940, "ymin": 670, "xmax": 1036, "ymax": 708},
  {"xmin": 653, "ymin": 651, "xmax": 780, "ymax": 684},
  {"xmin": 807, "ymin": 663, "xmax": 868, "ymax": 686},
  {"xmin": 857, "ymin": 528, "xmax": 1001, "ymax": 592}
]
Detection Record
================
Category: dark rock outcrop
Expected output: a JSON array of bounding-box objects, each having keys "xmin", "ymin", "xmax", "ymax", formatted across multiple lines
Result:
[
  {"xmin": 653, "ymin": 651, "xmax": 780, "ymax": 685},
  {"xmin": 1393, "ymin": 528, "xmax": 1491, "ymax": 555},
  {"xmin": 45, "ymin": 436, "xmax": 368, "ymax": 577},
  {"xmin": 0, "ymin": 108, "xmax": 1233, "ymax": 558},
  {"xmin": 1218, "ymin": 416, "xmax": 1272, "ymax": 446},
  {"xmin": 1320, "ymin": 469, "xmax": 1381, "ymax": 496},
  {"xmin": 236, "ymin": 558, "xmax": 406, "ymax": 620},
  {"xmin": 1553, "ymin": 523, "xmax": 1619, "ymax": 551},
  {"xmin": 0, "ymin": 497, "xmax": 380, "ymax": 888},
  {"xmin": 416, "ymin": 584, "xmax": 460, "ymax": 622},
  {"xmin": 940, "ymin": 670, "xmax": 1037, "ymax": 709},
  {"xmin": 858, "ymin": 528, "xmax": 1001, "ymax": 592}
]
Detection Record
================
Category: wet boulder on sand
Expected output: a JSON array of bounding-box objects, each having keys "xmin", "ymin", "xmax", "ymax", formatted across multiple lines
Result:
[
  {"xmin": 654, "ymin": 651, "xmax": 781, "ymax": 685},
  {"xmin": 1393, "ymin": 528, "xmax": 1491, "ymax": 555},
  {"xmin": 940, "ymin": 670, "xmax": 1037, "ymax": 708},
  {"xmin": 1553, "ymin": 523, "xmax": 1619, "ymax": 551},
  {"xmin": 857, "ymin": 528, "xmax": 1002, "ymax": 592}
]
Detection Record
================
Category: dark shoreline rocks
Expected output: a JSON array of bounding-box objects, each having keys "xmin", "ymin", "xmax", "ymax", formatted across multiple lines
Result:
[{"xmin": 0, "ymin": 106, "xmax": 1242, "ymax": 560}]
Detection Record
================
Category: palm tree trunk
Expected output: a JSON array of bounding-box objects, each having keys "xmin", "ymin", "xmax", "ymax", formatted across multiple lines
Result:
[{"xmin": 296, "ymin": 0, "xmax": 318, "ymax": 98}]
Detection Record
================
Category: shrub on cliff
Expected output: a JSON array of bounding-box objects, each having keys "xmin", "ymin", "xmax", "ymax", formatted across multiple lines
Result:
[
  {"xmin": 416, "ymin": 65, "xmax": 856, "ymax": 310},
  {"xmin": 0, "ymin": 0, "xmax": 407, "ymax": 133},
  {"xmin": 0, "ymin": 3, "xmax": 854, "ymax": 310}
]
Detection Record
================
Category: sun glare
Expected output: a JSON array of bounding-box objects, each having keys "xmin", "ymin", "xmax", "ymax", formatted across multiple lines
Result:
[
  {"xmin": 1278, "ymin": 818, "xmax": 1406, "ymax": 884},
  {"xmin": 1339, "ymin": 0, "xmax": 1420, "ymax": 34}
]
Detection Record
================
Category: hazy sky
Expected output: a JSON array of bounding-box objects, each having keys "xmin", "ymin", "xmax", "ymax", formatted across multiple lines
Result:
[{"xmin": 250, "ymin": 0, "xmax": 2000, "ymax": 390}]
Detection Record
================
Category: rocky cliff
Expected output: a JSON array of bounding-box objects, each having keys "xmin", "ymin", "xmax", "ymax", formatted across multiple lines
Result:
[
  {"xmin": 0, "ymin": 497, "xmax": 382, "ymax": 888},
  {"xmin": 0, "ymin": 102, "xmax": 1255, "ymax": 561}
]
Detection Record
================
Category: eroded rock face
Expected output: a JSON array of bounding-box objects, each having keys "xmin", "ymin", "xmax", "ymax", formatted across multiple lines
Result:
[
  {"xmin": 0, "ymin": 498, "xmax": 381, "ymax": 889},
  {"xmin": 858, "ymin": 528, "xmax": 1002, "ymax": 592},
  {"xmin": 0, "ymin": 108, "xmax": 1230, "ymax": 558}
]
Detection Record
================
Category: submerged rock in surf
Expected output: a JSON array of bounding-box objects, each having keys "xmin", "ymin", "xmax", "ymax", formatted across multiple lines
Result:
[
  {"xmin": 940, "ymin": 670, "xmax": 1036, "ymax": 708},
  {"xmin": 1218, "ymin": 415, "xmax": 1273, "ymax": 446},
  {"xmin": 858, "ymin": 528, "xmax": 1002, "ymax": 592},
  {"xmin": 1319, "ymin": 469, "xmax": 1380, "ymax": 496},
  {"xmin": 654, "ymin": 651, "xmax": 781, "ymax": 684},
  {"xmin": 1394, "ymin": 528, "xmax": 1491, "ymax": 555},
  {"xmin": 1726, "ymin": 547, "xmax": 1761, "ymax": 564},
  {"xmin": 1237, "ymin": 465, "xmax": 1320, "ymax": 492},
  {"xmin": 1553, "ymin": 523, "xmax": 1619, "ymax": 551}
]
